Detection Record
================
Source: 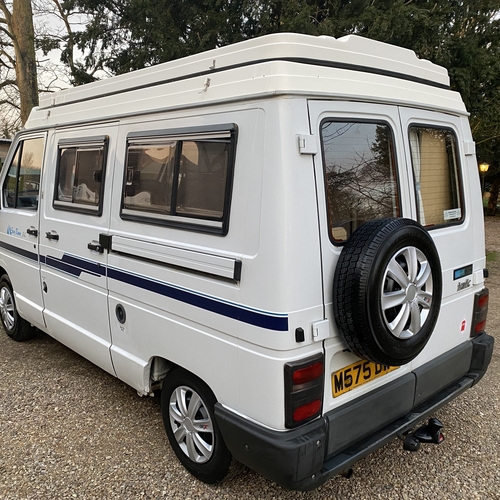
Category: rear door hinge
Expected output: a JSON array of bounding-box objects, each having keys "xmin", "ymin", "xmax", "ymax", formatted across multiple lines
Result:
[
  {"xmin": 297, "ymin": 134, "xmax": 318, "ymax": 155},
  {"xmin": 311, "ymin": 319, "xmax": 330, "ymax": 342},
  {"xmin": 463, "ymin": 141, "xmax": 476, "ymax": 156}
]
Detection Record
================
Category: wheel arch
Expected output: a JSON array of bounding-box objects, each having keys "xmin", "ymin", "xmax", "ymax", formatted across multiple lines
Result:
[{"xmin": 148, "ymin": 355, "xmax": 178, "ymax": 392}]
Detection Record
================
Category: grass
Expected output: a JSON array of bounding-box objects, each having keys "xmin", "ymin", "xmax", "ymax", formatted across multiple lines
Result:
[{"xmin": 486, "ymin": 250, "xmax": 498, "ymax": 263}]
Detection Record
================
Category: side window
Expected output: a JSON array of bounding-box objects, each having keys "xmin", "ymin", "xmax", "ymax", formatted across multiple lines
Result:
[
  {"xmin": 123, "ymin": 140, "xmax": 176, "ymax": 213},
  {"xmin": 122, "ymin": 128, "xmax": 235, "ymax": 234},
  {"xmin": 176, "ymin": 141, "xmax": 228, "ymax": 219},
  {"xmin": 409, "ymin": 126, "xmax": 463, "ymax": 226},
  {"xmin": 2, "ymin": 137, "xmax": 44, "ymax": 210},
  {"xmin": 54, "ymin": 138, "xmax": 108, "ymax": 215},
  {"xmin": 320, "ymin": 120, "xmax": 400, "ymax": 243}
]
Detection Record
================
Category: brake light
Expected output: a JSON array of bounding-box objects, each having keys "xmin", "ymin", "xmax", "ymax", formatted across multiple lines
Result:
[
  {"xmin": 284, "ymin": 353, "xmax": 324, "ymax": 429},
  {"xmin": 470, "ymin": 288, "xmax": 489, "ymax": 338}
]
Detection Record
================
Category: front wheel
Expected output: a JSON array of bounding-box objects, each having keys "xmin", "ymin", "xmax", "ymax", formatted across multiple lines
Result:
[
  {"xmin": 161, "ymin": 369, "xmax": 231, "ymax": 484},
  {"xmin": 0, "ymin": 275, "xmax": 37, "ymax": 341}
]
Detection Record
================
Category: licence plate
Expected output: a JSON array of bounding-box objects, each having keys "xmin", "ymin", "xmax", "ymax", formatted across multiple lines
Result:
[{"xmin": 332, "ymin": 359, "xmax": 398, "ymax": 397}]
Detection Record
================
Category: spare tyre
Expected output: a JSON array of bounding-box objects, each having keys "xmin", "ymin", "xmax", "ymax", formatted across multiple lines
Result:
[{"xmin": 333, "ymin": 218, "xmax": 442, "ymax": 366}]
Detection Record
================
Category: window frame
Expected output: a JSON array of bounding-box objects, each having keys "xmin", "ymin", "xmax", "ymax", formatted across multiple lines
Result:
[
  {"xmin": 52, "ymin": 135, "xmax": 109, "ymax": 217},
  {"xmin": 319, "ymin": 117, "xmax": 402, "ymax": 246},
  {"xmin": 2, "ymin": 135, "xmax": 45, "ymax": 211},
  {"xmin": 407, "ymin": 123, "xmax": 465, "ymax": 230},
  {"xmin": 120, "ymin": 124, "xmax": 237, "ymax": 236}
]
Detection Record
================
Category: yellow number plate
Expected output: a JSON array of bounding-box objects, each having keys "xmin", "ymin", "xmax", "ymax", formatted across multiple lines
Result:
[{"xmin": 332, "ymin": 359, "xmax": 398, "ymax": 397}]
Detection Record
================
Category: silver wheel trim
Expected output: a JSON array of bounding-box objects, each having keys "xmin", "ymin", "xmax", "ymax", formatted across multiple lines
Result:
[
  {"xmin": 169, "ymin": 386, "xmax": 214, "ymax": 464},
  {"xmin": 381, "ymin": 246, "xmax": 434, "ymax": 339},
  {"xmin": 0, "ymin": 285, "xmax": 15, "ymax": 331}
]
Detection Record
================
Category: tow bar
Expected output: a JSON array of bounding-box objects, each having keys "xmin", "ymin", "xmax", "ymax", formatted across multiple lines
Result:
[{"xmin": 402, "ymin": 418, "xmax": 445, "ymax": 452}]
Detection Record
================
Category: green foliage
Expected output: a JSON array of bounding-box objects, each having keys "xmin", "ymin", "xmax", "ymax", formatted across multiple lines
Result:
[{"xmin": 55, "ymin": 0, "xmax": 500, "ymax": 173}]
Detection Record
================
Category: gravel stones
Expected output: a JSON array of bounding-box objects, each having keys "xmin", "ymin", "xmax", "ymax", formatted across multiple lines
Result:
[{"xmin": 1, "ymin": 219, "xmax": 499, "ymax": 499}]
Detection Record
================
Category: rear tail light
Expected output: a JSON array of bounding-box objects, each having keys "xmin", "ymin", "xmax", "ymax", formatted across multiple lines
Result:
[
  {"xmin": 470, "ymin": 288, "xmax": 489, "ymax": 337},
  {"xmin": 284, "ymin": 353, "xmax": 324, "ymax": 429}
]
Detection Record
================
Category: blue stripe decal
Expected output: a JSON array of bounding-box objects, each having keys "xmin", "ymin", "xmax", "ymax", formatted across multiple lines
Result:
[
  {"xmin": 0, "ymin": 240, "xmax": 38, "ymax": 262},
  {"xmin": 44, "ymin": 253, "xmax": 104, "ymax": 278},
  {"xmin": 108, "ymin": 267, "xmax": 289, "ymax": 331},
  {"xmin": 61, "ymin": 254, "xmax": 105, "ymax": 277},
  {"xmin": 2, "ymin": 241, "xmax": 289, "ymax": 331}
]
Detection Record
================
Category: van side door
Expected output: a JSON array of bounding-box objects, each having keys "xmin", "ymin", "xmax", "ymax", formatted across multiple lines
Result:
[
  {"xmin": 39, "ymin": 126, "xmax": 117, "ymax": 375},
  {"xmin": 0, "ymin": 133, "xmax": 46, "ymax": 329}
]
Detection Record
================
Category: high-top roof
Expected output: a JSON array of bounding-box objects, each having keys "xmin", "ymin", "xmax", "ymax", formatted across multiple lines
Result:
[
  {"xmin": 28, "ymin": 33, "xmax": 463, "ymax": 129},
  {"xmin": 38, "ymin": 33, "xmax": 448, "ymax": 110}
]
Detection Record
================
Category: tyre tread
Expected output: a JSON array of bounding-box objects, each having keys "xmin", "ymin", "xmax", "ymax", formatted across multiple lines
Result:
[{"xmin": 333, "ymin": 218, "xmax": 442, "ymax": 366}]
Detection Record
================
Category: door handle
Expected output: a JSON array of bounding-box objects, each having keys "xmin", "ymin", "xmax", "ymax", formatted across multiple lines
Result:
[
  {"xmin": 87, "ymin": 241, "xmax": 104, "ymax": 253},
  {"xmin": 45, "ymin": 231, "xmax": 59, "ymax": 241},
  {"xmin": 27, "ymin": 227, "xmax": 38, "ymax": 237}
]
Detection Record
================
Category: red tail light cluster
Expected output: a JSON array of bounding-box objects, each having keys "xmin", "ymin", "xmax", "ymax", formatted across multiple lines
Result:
[
  {"xmin": 470, "ymin": 288, "xmax": 489, "ymax": 337},
  {"xmin": 284, "ymin": 353, "xmax": 324, "ymax": 429}
]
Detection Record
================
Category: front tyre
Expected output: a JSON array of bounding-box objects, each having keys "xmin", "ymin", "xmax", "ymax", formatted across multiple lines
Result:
[
  {"xmin": 161, "ymin": 369, "xmax": 231, "ymax": 484},
  {"xmin": 0, "ymin": 274, "xmax": 37, "ymax": 341}
]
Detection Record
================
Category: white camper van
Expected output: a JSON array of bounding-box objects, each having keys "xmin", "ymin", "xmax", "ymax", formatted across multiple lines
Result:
[{"xmin": 0, "ymin": 33, "xmax": 493, "ymax": 490}]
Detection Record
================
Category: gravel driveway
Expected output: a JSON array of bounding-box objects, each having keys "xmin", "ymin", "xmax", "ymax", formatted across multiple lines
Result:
[{"xmin": 1, "ymin": 220, "xmax": 499, "ymax": 500}]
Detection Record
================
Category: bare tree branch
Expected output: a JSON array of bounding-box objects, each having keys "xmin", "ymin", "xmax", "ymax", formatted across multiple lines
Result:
[
  {"xmin": 0, "ymin": 25, "xmax": 13, "ymax": 40},
  {"xmin": 0, "ymin": 79, "xmax": 16, "ymax": 89},
  {"xmin": 0, "ymin": 99, "xmax": 20, "ymax": 110},
  {"xmin": 51, "ymin": 0, "xmax": 76, "ymax": 73},
  {"xmin": 0, "ymin": 48, "xmax": 15, "ymax": 66},
  {"xmin": 0, "ymin": 1, "xmax": 11, "ymax": 25}
]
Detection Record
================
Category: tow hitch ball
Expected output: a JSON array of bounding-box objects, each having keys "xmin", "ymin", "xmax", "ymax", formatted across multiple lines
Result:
[{"xmin": 403, "ymin": 418, "xmax": 445, "ymax": 452}]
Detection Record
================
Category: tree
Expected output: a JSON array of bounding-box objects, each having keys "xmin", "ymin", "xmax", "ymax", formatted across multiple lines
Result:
[
  {"xmin": 56, "ymin": 0, "xmax": 252, "ymax": 79},
  {"xmin": 0, "ymin": 0, "xmax": 39, "ymax": 126},
  {"xmin": 35, "ymin": 0, "xmax": 105, "ymax": 85}
]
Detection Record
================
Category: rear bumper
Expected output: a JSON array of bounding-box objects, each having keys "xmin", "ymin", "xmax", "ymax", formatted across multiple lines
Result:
[{"xmin": 215, "ymin": 333, "xmax": 494, "ymax": 491}]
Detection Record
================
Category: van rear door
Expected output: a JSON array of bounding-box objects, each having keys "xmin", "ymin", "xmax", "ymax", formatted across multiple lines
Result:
[
  {"xmin": 397, "ymin": 107, "xmax": 486, "ymax": 367},
  {"xmin": 308, "ymin": 100, "xmax": 415, "ymax": 410}
]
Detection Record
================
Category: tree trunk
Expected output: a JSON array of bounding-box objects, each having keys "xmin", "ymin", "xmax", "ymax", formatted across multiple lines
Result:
[
  {"xmin": 10, "ymin": 0, "xmax": 38, "ymax": 125},
  {"xmin": 487, "ymin": 179, "xmax": 500, "ymax": 216}
]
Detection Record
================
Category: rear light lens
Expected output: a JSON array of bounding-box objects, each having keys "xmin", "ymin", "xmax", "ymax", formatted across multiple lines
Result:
[
  {"xmin": 284, "ymin": 353, "xmax": 324, "ymax": 429},
  {"xmin": 293, "ymin": 399, "xmax": 322, "ymax": 422},
  {"xmin": 470, "ymin": 288, "xmax": 489, "ymax": 338}
]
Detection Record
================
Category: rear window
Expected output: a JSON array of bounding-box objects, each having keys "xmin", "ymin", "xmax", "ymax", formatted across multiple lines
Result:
[
  {"xmin": 320, "ymin": 120, "xmax": 400, "ymax": 243},
  {"xmin": 409, "ymin": 126, "xmax": 463, "ymax": 226}
]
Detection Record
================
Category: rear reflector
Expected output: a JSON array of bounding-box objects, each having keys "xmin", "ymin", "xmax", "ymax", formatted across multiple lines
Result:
[
  {"xmin": 293, "ymin": 399, "xmax": 322, "ymax": 422},
  {"xmin": 475, "ymin": 320, "xmax": 487, "ymax": 334}
]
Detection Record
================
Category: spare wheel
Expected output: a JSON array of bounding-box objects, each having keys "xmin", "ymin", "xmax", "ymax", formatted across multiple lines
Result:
[{"xmin": 333, "ymin": 218, "xmax": 442, "ymax": 366}]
